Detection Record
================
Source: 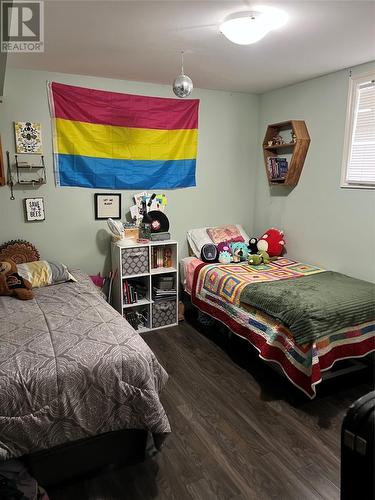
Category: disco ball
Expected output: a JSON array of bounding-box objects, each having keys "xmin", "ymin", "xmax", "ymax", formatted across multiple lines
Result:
[{"xmin": 173, "ymin": 74, "xmax": 193, "ymax": 98}]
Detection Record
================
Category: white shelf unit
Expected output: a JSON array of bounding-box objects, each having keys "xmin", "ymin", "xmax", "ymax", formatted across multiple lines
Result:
[{"xmin": 111, "ymin": 240, "xmax": 178, "ymax": 332}]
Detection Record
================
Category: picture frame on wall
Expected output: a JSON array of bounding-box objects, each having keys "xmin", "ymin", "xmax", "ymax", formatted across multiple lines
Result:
[
  {"xmin": 24, "ymin": 198, "xmax": 45, "ymax": 222},
  {"xmin": 14, "ymin": 122, "xmax": 43, "ymax": 154},
  {"xmin": 94, "ymin": 193, "xmax": 121, "ymax": 220}
]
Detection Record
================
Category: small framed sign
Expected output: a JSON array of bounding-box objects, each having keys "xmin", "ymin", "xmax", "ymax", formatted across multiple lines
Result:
[
  {"xmin": 24, "ymin": 198, "xmax": 45, "ymax": 222},
  {"xmin": 94, "ymin": 193, "xmax": 121, "ymax": 220},
  {"xmin": 15, "ymin": 122, "xmax": 43, "ymax": 154}
]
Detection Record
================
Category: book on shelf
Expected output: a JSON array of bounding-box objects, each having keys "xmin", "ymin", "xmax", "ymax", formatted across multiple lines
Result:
[
  {"xmin": 123, "ymin": 279, "xmax": 146, "ymax": 304},
  {"xmin": 152, "ymin": 286, "xmax": 177, "ymax": 301},
  {"xmin": 151, "ymin": 246, "xmax": 173, "ymax": 269},
  {"xmin": 267, "ymin": 157, "xmax": 288, "ymax": 179}
]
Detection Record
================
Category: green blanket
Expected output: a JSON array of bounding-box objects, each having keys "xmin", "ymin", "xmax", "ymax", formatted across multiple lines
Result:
[{"xmin": 239, "ymin": 271, "xmax": 375, "ymax": 345}]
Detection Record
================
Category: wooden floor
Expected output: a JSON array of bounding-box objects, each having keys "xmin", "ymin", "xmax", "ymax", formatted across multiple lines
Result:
[{"xmin": 50, "ymin": 321, "xmax": 373, "ymax": 500}]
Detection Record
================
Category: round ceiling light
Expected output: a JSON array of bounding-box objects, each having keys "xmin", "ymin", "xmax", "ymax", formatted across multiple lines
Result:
[{"xmin": 220, "ymin": 7, "xmax": 288, "ymax": 45}]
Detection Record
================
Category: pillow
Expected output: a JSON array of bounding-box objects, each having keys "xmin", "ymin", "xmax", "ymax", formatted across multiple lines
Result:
[
  {"xmin": 187, "ymin": 227, "xmax": 213, "ymax": 258},
  {"xmin": 207, "ymin": 224, "xmax": 244, "ymax": 245},
  {"xmin": 17, "ymin": 260, "xmax": 76, "ymax": 288},
  {"xmin": 187, "ymin": 225, "xmax": 251, "ymax": 258}
]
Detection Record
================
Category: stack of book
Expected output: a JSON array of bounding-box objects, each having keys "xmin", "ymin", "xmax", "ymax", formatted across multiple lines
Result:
[
  {"xmin": 152, "ymin": 276, "xmax": 176, "ymax": 301},
  {"xmin": 123, "ymin": 279, "xmax": 147, "ymax": 304},
  {"xmin": 267, "ymin": 157, "xmax": 288, "ymax": 179}
]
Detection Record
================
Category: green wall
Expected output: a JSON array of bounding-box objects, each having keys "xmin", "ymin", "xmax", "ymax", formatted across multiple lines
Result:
[
  {"xmin": 1, "ymin": 63, "xmax": 374, "ymax": 282},
  {"xmin": 255, "ymin": 61, "xmax": 375, "ymax": 282},
  {"xmin": 0, "ymin": 68, "xmax": 259, "ymax": 274}
]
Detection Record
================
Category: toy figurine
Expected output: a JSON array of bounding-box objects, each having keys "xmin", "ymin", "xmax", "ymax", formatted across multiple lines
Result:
[
  {"xmin": 290, "ymin": 131, "xmax": 296, "ymax": 143},
  {"xmin": 272, "ymin": 134, "xmax": 284, "ymax": 146}
]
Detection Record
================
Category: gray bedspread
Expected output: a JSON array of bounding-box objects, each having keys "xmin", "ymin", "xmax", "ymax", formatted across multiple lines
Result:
[{"xmin": 0, "ymin": 271, "xmax": 170, "ymax": 460}]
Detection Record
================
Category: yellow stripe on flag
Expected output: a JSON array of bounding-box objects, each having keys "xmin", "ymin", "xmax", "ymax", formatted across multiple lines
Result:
[{"xmin": 55, "ymin": 118, "xmax": 198, "ymax": 161}]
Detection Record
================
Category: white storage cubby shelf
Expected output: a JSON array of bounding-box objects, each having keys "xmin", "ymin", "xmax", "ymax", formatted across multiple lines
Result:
[{"xmin": 111, "ymin": 241, "xmax": 178, "ymax": 332}]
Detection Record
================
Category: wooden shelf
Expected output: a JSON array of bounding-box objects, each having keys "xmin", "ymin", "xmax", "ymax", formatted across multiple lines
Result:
[
  {"xmin": 151, "ymin": 266, "xmax": 177, "ymax": 275},
  {"xmin": 263, "ymin": 143, "xmax": 296, "ymax": 151},
  {"xmin": 263, "ymin": 120, "xmax": 310, "ymax": 187}
]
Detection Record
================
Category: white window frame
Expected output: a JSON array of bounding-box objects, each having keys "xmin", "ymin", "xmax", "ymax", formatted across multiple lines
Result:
[{"xmin": 341, "ymin": 72, "xmax": 375, "ymax": 189}]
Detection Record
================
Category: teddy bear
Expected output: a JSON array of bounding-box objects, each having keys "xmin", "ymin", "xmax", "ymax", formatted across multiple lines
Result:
[{"xmin": 0, "ymin": 259, "xmax": 33, "ymax": 300}]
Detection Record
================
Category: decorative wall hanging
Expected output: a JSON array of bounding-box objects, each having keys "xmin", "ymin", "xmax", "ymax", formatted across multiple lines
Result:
[
  {"xmin": 94, "ymin": 193, "xmax": 121, "ymax": 220},
  {"xmin": 14, "ymin": 122, "xmax": 43, "ymax": 154},
  {"xmin": 24, "ymin": 198, "xmax": 45, "ymax": 221},
  {"xmin": 48, "ymin": 82, "xmax": 199, "ymax": 189}
]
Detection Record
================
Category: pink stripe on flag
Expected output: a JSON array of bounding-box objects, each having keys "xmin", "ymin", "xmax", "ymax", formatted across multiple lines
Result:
[{"xmin": 51, "ymin": 82, "xmax": 199, "ymax": 130}]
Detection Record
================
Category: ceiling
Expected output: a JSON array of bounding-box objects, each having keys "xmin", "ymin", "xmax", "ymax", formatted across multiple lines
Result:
[{"xmin": 7, "ymin": 0, "xmax": 375, "ymax": 94}]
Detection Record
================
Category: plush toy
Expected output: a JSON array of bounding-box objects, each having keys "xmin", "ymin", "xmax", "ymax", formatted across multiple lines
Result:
[
  {"xmin": 229, "ymin": 242, "xmax": 249, "ymax": 262},
  {"xmin": 216, "ymin": 242, "xmax": 231, "ymax": 255},
  {"xmin": 248, "ymin": 237, "xmax": 258, "ymax": 254},
  {"xmin": 0, "ymin": 259, "xmax": 33, "ymax": 300},
  {"xmin": 218, "ymin": 251, "xmax": 232, "ymax": 264},
  {"xmin": 248, "ymin": 250, "xmax": 271, "ymax": 266},
  {"xmin": 257, "ymin": 228, "xmax": 285, "ymax": 257}
]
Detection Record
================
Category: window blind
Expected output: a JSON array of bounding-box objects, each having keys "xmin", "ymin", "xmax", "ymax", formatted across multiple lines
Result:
[{"xmin": 345, "ymin": 77, "xmax": 375, "ymax": 186}]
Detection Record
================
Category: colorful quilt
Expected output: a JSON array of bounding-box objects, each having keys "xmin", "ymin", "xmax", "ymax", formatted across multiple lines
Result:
[
  {"xmin": 195, "ymin": 258, "xmax": 325, "ymax": 306},
  {"xmin": 190, "ymin": 260, "xmax": 375, "ymax": 398}
]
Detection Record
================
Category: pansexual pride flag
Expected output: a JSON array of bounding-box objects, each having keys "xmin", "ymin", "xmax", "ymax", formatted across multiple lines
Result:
[{"xmin": 48, "ymin": 82, "xmax": 199, "ymax": 189}]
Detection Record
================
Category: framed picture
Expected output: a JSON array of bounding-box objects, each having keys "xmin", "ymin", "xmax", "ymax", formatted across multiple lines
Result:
[
  {"xmin": 24, "ymin": 198, "xmax": 45, "ymax": 222},
  {"xmin": 14, "ymin": 122, "xmax": 43, "ymax": 154},
  {"xmin": 94, "ymin": 193, "xmax": 121, "ymax": 220}
]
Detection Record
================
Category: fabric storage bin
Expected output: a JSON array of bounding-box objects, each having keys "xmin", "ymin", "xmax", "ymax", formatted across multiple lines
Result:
[
  {"xmin": 152, "ymin": 299, "xmax": 176, "ymax": 328},
  {"xmin": 121, "ymin": 247, "xmax": 149, "ymax": 276}
]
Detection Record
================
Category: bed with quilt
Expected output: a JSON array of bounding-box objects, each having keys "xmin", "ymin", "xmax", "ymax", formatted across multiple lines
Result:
[
  {"xmin": 182, "ymin": 227, "xmax": 375, "ymax": 398},
  {"xmin": 0, "ymin": 241, "xmax": 170, "ymax": 482}
]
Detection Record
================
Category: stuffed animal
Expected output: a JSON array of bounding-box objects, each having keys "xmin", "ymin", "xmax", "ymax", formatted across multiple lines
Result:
[
  {"xmin": 248, "ymin": 251, "xmax": 271, "ymax": 266},
  {"xmin": 216, "ymin": 242, "xmax": 231, "ymax": 255},
  {"xmin": 229, "ymin": 242, "xmax": 249, "ymax": 262},
  {"xmin": 257, "ymin": 228, "xmax": 285, "ymax": 257},
  {"xmin": 218, "ymin": 251, "xmax": 232, "ymax": 264},
  {"xmin": 0, "ymin": 259, "xmax": 33, "ymax": 300},
  {"xmin": 248, "ymin": 237, "xmax": 258, "ymax": 254}
]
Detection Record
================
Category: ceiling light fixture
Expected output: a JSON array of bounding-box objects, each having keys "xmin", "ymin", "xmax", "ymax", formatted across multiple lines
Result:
[
  {"xmin": 173, "ymin": 51, "xmax": 193, "ymax": 98},
  {"xmin": 220, "ymin": 7, "xmax": 288, "ymax": 45}
]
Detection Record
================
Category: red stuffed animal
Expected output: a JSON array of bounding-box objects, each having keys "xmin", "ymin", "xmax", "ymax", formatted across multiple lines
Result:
[{"xmin": 257, "ymin": 228, "xmax": 285, "ymax": 257}]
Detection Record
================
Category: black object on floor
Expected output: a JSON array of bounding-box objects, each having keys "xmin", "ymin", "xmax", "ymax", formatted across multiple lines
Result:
[{"xmin": 341, "ymin": 391, "xmax": 375, "ymax": 500}]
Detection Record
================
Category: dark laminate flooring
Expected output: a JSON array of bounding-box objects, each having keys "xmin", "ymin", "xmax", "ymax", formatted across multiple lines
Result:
[{"xmin": 50, "ymin": 321, "xmax": 373, "ymax": 500}]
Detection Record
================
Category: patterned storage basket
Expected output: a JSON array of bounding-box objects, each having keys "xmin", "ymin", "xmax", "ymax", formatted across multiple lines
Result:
[
  {"xmin": 121, "ymin": 247, "xmax": 149, "ymax": 276},
  {"xmin": 152, "ymin": 299, "xmax": 177, "ymax": 328}
]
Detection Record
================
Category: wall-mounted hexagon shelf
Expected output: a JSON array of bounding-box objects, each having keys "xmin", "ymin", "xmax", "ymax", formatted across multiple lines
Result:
[{"xmin": 263, "ymin": 120, "xmax": 310, "ymax": 187}]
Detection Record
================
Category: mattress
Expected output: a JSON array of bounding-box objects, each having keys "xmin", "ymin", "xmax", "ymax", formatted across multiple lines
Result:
[
  {"xmin": 181, "ymin": 257, "xmax": 375, "ymax": 397},
  {"xmin": 0, "ymin": 271, "xmax": 170, "ymax": 460}
]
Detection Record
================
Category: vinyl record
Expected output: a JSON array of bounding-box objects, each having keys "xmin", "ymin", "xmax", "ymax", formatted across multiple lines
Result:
[{"xmin": 143, "ymin": 210, "xmax": 170, "ymax": 233}]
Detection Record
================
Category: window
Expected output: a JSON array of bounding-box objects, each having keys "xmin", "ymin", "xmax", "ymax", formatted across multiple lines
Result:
[{"xmin": 341, "ymin": 73, "xmax": 375, "ymax": 188}]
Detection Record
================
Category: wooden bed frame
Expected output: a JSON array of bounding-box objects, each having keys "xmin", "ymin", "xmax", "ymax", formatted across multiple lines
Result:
[{"xmin": 0, "ymin": 240, "xmax": 149, "ymax": 486}]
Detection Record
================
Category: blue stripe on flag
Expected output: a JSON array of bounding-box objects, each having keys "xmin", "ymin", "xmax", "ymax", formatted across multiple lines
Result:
[{"xmin": 56, "ymin": 154, "xmax": 196, "ymax": 189}]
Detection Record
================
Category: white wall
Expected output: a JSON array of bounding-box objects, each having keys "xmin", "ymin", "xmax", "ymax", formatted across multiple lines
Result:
[
  {"xmin": 0, "ymin": 68, "xmax": 259, "ymax": 274},
  {"xmin": 254, "ymin": 61, "xmax": 375, "ymax": 282}
]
